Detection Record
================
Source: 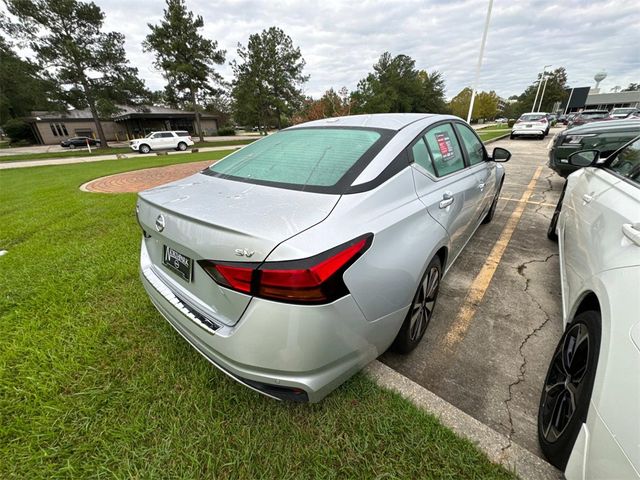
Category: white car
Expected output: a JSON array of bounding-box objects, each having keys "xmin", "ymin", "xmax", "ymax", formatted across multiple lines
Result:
[
  {"xmin": 510, "ymin": 112, "xmax": 549, "ymax": 140},
  {"xmin": 130, "ymin": 130, "xmax": 194, "ymax": 154},
  {"xmin": 539, "ymin": 135, "xmax": 640, "ymax": 478}
]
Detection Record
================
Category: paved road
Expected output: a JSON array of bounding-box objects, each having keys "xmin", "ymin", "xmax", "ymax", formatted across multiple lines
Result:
[{"xmin": 382, "ymin": 126, "xmax": 565, "ymax": 458}]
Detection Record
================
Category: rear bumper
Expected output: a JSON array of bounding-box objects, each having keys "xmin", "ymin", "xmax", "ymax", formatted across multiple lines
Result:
[
  {"xmin": 140, "ymin": 240, "xmax": 391, "ymax": 402},
  {"xmin": 512, "ymin": 128, "xmax": 545, "ymax": 136}
]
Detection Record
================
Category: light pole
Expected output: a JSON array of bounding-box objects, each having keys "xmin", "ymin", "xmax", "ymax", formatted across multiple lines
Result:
[
  {"xmin": 532, "ymin": 64, "xmax": 552, "ymax": 112},
  {"xmin": 537, "ymin": 73, "xmax": 550, "ymax": 112},
  {"xmin": 467, "ymin": 0, "xmax": 494, "ymax": 124}
]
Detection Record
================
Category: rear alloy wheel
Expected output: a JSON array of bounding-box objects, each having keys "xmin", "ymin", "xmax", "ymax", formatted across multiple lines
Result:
[
  {"xmin": 177, "ymin": 142, "xmax": 187, "ymax": 151},
  {"xmin": 538, "ymin": 310, "xmax": 601, "ymax": 469},
  {"xmin": 69, "ymin": 144, "xmax": 76, "ymax": 149},
  {"xmin": 482, "ymin": 179, "xmax": 503, "ymax": 224},
  {"xmin": 139, "ymin": 144, "xmax": 151, "ymax": 154},
  {"xmin": 391, "ymin": 256, "xmax": 442, "ymax": 353}
]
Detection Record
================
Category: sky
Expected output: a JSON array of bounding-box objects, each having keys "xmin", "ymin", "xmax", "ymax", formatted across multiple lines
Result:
[{"xmin": 8, "ymin": 0, "xmax": 640, "ymax": 99}]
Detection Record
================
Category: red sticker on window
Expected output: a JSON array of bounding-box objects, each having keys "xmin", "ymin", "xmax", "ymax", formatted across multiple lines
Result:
[{"xmin": 435, "ymin": 132, "xmax": 455, "ymax": 160}]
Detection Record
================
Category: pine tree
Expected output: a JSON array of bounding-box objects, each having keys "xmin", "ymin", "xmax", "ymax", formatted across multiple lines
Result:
[{"xmin": 144, "ymin": 0, "xmax": 225, "ymax": 142}]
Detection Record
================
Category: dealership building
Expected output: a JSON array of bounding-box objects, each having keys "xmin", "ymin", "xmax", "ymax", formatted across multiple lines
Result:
[
  {"xmin": 562, "ymin": 88, "xmax": 640, "ymax": 113},
  {"xmin": 26, "ymin": 105, "xmax": 218, "ymax": 145}
]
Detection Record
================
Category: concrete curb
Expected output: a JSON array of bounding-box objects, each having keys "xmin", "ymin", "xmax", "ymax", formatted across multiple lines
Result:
[
  {"xmin": 483, "ymin": 132, "xmax": 512, "ymax": 144},
  {"xmin": 364, "ymin": 360, "xmax": 562, "ymax": 480}
]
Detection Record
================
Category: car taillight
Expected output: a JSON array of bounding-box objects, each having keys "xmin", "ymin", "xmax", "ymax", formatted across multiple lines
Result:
[
  {"xmin": 540, "ymin": 118, "xmax": 547, "ymax": 123},
  {"xmin": 515, "ymin": 120, "xmax": 522, "ymax": 124},
  {"xmin": 199, "ymin": 234, "xmax": 373, "ymax": 304}
]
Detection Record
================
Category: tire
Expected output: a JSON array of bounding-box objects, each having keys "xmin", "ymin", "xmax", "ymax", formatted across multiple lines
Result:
[
  {"xmin": 510, "ymin": 133, "xmax": 516, "ymax": 140},
  {"xmin": 547, "ymin": 180, "xmax": 567, "ymax": 241},
  {"xmin": 177, "ymin": 142, "xmax": 187, "ymax": 151},
  {"xmin": 391, "ymin": 255, "xmax": 442, "ymax": 354},
  {"xmin": 482, "ymin": 178, "xmax": 504, "ymax": 224},
  {"xmin": 539, "ymin": 134, "xmax": 545, "ymax": 140},
  {"xmin": 538, "ymin": 310, "xmax": 601, "ymax": 470},
  {"xmin": 69, "ymin": 144, "xmax": 76, "ymax": 149},
  {"xmin": 139, "ymin": 144, "xmax": 151, "ymax": 154}
]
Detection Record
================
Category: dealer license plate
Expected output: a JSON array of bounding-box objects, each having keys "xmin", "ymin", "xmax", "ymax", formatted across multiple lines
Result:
[{"xmin": 163, "ymin": 245, "xmax": 193, "ymax": 281}]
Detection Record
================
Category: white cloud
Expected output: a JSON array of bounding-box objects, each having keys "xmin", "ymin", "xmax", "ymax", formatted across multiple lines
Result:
[{"xmin": 15, "ymin": 0, "xmax": 640, "ymax": 99}]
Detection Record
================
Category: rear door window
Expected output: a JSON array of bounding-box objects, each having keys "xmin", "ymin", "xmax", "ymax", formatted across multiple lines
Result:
[
  {"xmin": 424, "ymin": 124, "xmax": 466, "ymax": 176},
  {"xmin": 410, "ymin": 137, "xmax": 436, "ymax": 176},
  {"xmin": 455, "ymin": 123, "xmax": 486, "ymax": 165},
  {"xmin": 205, "ymin": 127, "xmax": 387, "ymax": 190}
]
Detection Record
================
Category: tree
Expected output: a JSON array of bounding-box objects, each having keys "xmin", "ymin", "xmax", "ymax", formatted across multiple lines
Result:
[
  {"xmin": 623, "ymin": 83, "xmax": 640, "ymax": 92},
  {"xmin": 474, "ymin": 90, "xmax": 499, "ymax": 120},
  {"xmin": 144, "ymin": 0, "xmax": 225, "ymax": 142},
  {"xmin": 449, "ymin": 87, "xmax": 472, "ymax": 119},
  {"xmin": 448, "ymin": 88, "xmax": 499, "ymax": 121},
  {"xmin": 293, "ymin": 87, "xmax": 353, "ymax": 124},
  {"xmin": 0, "ymin": 36, "xmax": 62, "ymax": 125},
  {"xmin": 351, "ymin": 52, "xmax": 447, "ymax": 114},
  {"xmin": 2, "ymin": 0, "xmax": 149, "ymax": 146},
  {"xmin": 232, "ymin": 27, "xmax": 307, "ymax": 133},
  {"xmin": 511, "ymin": 67, "xmax": 570, "ymax": 117}
]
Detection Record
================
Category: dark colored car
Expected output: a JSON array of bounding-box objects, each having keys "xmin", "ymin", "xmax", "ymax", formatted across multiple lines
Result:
[
  {"xmin": 60, "ymin": 136, "xmax": 101, "ymax": 149},
  {"xmin": 548, "ymin": 119, "xmax": 640, "ymax": 177},
  {"xmin": 567, "ymin": 110, "xmax": 610, "ymax": 128}
]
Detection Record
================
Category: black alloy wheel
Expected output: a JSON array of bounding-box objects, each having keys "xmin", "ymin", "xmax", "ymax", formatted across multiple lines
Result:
[
  {"xmin": 391, "ymin": 256, "xmax": 442, "ymax": 354},
  {"xmin": 538, "ymin": 310, "xmax": 601, "ymax": 469}
]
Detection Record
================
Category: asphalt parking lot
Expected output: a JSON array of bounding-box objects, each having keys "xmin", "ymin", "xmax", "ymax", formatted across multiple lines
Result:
[{"xmin": 382, "ymin": 126, "xmax": 566, "ymax": 458}]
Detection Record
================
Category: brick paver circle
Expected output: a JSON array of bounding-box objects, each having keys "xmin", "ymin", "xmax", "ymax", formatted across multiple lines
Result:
[{"xmin": 81, "ymin": 160, "xmax": 215, "ymax": 193}]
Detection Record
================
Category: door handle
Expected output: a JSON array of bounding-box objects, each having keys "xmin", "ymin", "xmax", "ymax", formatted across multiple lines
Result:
[
  {"xmin": 439, "ymin": 192, "xmax": 454, "ymax": 209},
  {"xmin": 622, "ymin": 223, "xmax": 640, "ymax": 246},
  {"xmin": 478, "ymin": 182, "xmax": 486, "ymax": 191},
  {"xmin": 582, "ymin": 193, "xmax": 594, "ymax": 203}
]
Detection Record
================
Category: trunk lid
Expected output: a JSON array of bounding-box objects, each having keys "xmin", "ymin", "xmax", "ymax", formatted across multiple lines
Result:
[{"xmin": 138, "ymin": 173, "xmax": 339, "ymax": 326}]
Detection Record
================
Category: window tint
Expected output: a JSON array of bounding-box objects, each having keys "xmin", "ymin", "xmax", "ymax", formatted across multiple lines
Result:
[
  {"xmin": 176, "ymin": 131, "xmax": 190, "ymax": 137},
  {"xmin": 455, "ymin": 123, "xmax": 486, "ymax": 165},
  {"xmin": 411, "ymin": 137, "xmax": 436, "ymax": 175},
  {"xmin": 207, "ymin": 128, "xmax": 382, "ymax": 188},
  {"xmin": 161, "ymin": 132, "xmax": 175, "ymax": 138},
  {"xmin": 520, "ymin": 114, "xmax": 545, "ymax": 121},
  {"xmin": 608, "ymin": 138, "xmax": 640, "ymax": 185},
  {"xmin": 424, "ymin": 124, "xmax": 466, "ymax": 176}
]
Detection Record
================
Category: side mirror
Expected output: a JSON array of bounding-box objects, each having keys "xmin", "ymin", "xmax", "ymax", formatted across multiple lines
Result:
[
  {"xmin": 568, "ymin": 150, "xmax": 599, "ymax": 167},
  {"xmin": 492, "ymin": 147, "xmax": 511, "ymax": 162}
]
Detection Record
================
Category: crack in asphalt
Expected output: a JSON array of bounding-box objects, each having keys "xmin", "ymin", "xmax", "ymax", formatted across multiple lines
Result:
[
  {"xmin": 534, "ymin": 172, "xmax": 557, "ymax": 220},
  {"xmin": 502, "ymin": 253, "xmax": 558, "ymax": 453}
]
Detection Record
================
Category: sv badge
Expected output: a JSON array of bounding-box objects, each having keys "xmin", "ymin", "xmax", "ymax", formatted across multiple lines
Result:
[{"xmin": 234, "ymin": 248, "xmax": 255, "ymax": 258}]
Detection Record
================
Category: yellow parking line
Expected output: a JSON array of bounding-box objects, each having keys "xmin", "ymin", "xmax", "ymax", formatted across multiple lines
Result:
[
  {"xmin": 443, "ymin": 165, "xmax": 544, "ymax": 349},
  {"xmin": 498, "ymin": 196, "xmax": 556, "ymax": 208}
]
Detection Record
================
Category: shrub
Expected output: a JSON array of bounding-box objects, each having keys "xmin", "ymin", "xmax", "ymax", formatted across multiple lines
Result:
[
  {"xmin": 3, "ymin": 118, "xmax": 35, "ymax": 144},
  {"xmin": 507, "ymin": 119, "xmax": 516, "ymax": 128},
  {"xmin": 217, "ymin": 126, "xmax": 236, "ymax": 136}
]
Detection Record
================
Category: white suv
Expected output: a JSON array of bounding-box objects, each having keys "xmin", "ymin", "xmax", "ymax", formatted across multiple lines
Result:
[
  {"xmin": 511, "ymin": 112, "xmax": 550, "ymax": 140},
  {"xmin": 130, "ymin": 131, "xmax": 195, "ymax": 154}
]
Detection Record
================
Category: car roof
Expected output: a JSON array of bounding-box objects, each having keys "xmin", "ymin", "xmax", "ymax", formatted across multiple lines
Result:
[
  {"xmin": 578, "ymin": 110, "xmax": 609, "ymax": 113},
  {"xmin": 565, "ymin": 119, "xmax": 640, "ymax": 134},
  {"xmin": 287, "ymin": 113, "xmax": 452, "ymax": 132}
]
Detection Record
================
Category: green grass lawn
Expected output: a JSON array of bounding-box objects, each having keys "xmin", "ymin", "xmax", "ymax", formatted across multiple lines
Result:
[
  {"xmin": 478, "ymin": 130, "xmax": 510, "ymax": 142},
  {"xmin": 0, "ymin": 152, "xmax": 516, "ymax": 479},
  {"xmin": 0, "ymin": 139, "xmax": 257, "ymax": 163}
]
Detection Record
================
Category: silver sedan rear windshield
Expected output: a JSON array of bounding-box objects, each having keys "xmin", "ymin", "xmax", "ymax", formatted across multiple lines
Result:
[
  {"xmin": 204, "ymin": 127, "xmax": 391, "ymax": 192},
  {"xmin": 520, "ymin": 114, "xmax": 545, "ymax": 121}
]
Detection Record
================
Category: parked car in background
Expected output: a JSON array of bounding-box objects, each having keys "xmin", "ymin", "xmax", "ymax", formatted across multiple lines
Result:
[
  {"xmin": 495, "ymin": 117, "xmax": 507, "ymax": 124},
  {"xmin": 137, "ymin": 113, "xmax": 511, "ymax": 402},
  {"xmin": 60, "ymin": 136, "xmax": 101, "ymax": 149},
  {"xmin": 510, "ymin": 112, "xmax": 550, "ymax": 139},
  {"xmin": 539, "ymin": 135, "xmax": 640, "ymax": 479},
  {"xmin": 556, "ymin": 115, "xmax": 567, "ymax": 124},
  {"xmin": 129, "ymin": 130, "xmax": 194, "ymax": 154},
  {"xmin": 608, "ymin": 107, "xmax": 640, "ymax": 119},
  {"xmin": 547, "ymin": 119, "xmax": 640, "ymax": 177},
  {"xmin": 568, "ymin": 110, "xmax": 610, "ymax": 127}
]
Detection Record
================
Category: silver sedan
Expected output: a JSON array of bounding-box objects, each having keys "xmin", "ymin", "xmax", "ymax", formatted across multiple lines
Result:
[{"xmin": 137, "ymin": 113, "xmax": 511, "ymax": 402}]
